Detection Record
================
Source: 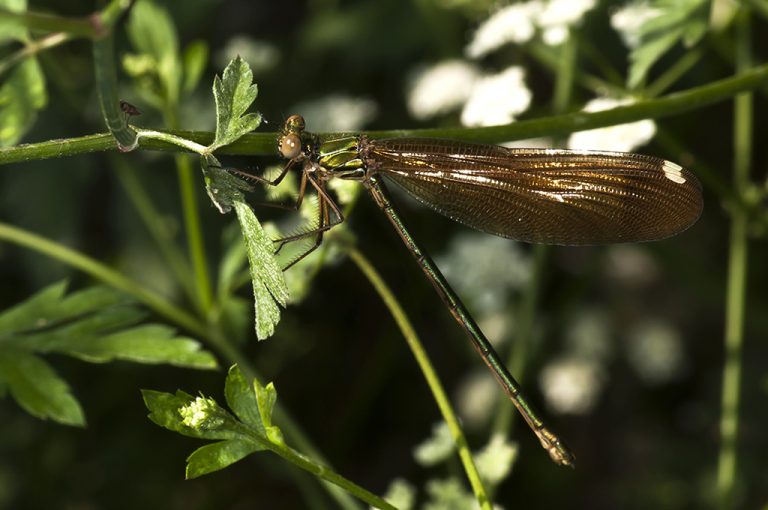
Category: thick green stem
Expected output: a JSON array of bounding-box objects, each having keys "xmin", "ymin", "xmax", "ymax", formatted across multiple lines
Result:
[
  {"xmin": 348, "ymin": 248, "xmax": 493, "ymax": 510},
  {"xmin": 3, "ymin": 64, "xmax": 768, "ymax": 164},
  {"xmin": 717, "ymin": 9, "xmax": 752, "ymax": 509}
]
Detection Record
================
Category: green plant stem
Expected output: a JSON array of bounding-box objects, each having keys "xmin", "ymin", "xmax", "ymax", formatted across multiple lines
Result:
[
  {"xmin": 0, "ymin": 0, "xmax": 129, "ymax": 37},
  {"xmin": 717, "ymin": 9, "xmax": 752, "ymax": 509},
  {"xmin": 175, "ymin": 152, "xmax": 214, "ymax": 315},
  {"xmin": 646, "ymin": 47, "xmax": 704, "ymax": 98},
  {"xmin": 0, "ymin": 6, "xmax": 100, "ymax": 37},
  {"xmin": 0, "ymin": 32, "xmax": 73, "ymax": 78},
  {"xmin": 92, "ymin": 28, "xmax": 137, "ymax": 150},
  {"xmin": 527, "ymin": 43, "xmax": 624, "ymax": 97},
  {"xmin": 3, "ymin": 63, "xmax": 768, "ymax": 165},
  {"xmin": 113, "ymin": 158, "xmax": 197, "ymax": 302},
  {"xmin": 348, "ymin": 248, "xmax": 492, "ymax": 510},
  {"xmin": 0, "ymin": 221, "xmax": 206, "ymax": 338},
  {"xmin": 235, "ymin": 426, "xmax": 393, "ymax": 510}
]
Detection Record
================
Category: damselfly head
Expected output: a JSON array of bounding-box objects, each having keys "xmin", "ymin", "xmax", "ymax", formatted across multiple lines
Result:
[
  {"xmin": 278, "ymin": 133, "xmax": 302, "ymax": 160},
  {"xmin": 278, "ymin": 114, "xmax": 307, "ymax": 159}
]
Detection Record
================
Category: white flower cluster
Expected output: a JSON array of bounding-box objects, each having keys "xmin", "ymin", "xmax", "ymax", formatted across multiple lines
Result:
[
  {"xmin": 465, "ymin": 0, "xmax": 598, "ymax": 58},
  {"xmin": 610, "ymin": 1, "xmax": 662, "ymax": 49},
  {"xmin": 407, "ymin": 61, "xmax": 533, "ymax": 127},
  {"xmin": 567, "ymin": 96, "xmax": 657, "ymax": 152}
]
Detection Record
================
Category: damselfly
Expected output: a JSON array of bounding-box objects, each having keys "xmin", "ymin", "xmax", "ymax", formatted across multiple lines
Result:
[{"xmin": 242, "ymin": 114, "xmax": 703, "ymax": 467}]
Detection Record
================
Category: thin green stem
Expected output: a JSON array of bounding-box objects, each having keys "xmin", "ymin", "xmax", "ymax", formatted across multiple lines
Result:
[
  {"xmin": 0, "ymin": 221, "xmax": 206, "ymax": 338},
  {"xmin": 0, "ymin": 32, "xmax": 73, "ymax": 78},
  {"xmin": 0, "ymin": 6, "xmax": 100, "ymax": 37},
  {"xmin": 717, "ymin": 9, "xmax": 752, "ymax": 509},
  {"xmin": 241, "ymin": 431, "xmax": 394, "ymax": 510},
  {"xmin": 348, "ymin": 248, "xmax": 493, "ymax": 510},
  {"xmin": 113, "ymin": 157, "xmax": 197, "ymax": 302},
  {"xmin": 2, "ymin": 64, "xmax": 768, "ymax": 165},
  {"xmin": 646, "ymin": 47, "xmax": 705, "ymax": 98},
  {"xmin": 175, "ymin": 152, "xmax": 214, "ymax": 315},
  {"xmin": 527, "ymin": 43, "xmax": 624, "ymax": 97}
]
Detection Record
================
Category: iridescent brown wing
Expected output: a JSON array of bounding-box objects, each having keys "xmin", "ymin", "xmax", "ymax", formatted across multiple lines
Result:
[{"xmin": 366, "ymin": 138, "xmax": 703, "ymax": 244}]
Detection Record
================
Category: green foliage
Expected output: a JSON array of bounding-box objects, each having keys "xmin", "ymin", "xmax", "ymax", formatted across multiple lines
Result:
[
  {"xmin": 198, "ymin": 56, "xmax": 287, "ymax": 340},
  {"xmin": 143, "ymin": 365, "xmax": 281, "ymax": 478},
  {"xmin": 123, "ymin": 0, "xmax": 208, "ymax": 110},
  {"xmin": 209, "ymin": 56, "xmax": 263, "ymax": 152},
  {"xmin": 0, "ymin": 0, "xmax": 47, "ymax": 147},
  {"xmin": 628, "ymin": 0, "xmax": 710, "ymax": 88},
  {"xmin": 0, "ymin": 282, "xmax": 217, "ymax": 426}
]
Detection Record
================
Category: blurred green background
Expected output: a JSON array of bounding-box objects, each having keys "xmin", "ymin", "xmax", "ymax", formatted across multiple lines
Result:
[{"xmin": 1, "ymin": 0, "xmax": 767, "ymax": 509}]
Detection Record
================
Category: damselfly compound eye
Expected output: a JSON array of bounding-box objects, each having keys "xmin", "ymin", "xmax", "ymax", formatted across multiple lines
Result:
[
  {"xmin": 284, "ymin": 114, "xmax": 305, "ymax": 134},
  {"xmin": 278, "ymin": 133, "xmax": 302, "ymax": 159}
]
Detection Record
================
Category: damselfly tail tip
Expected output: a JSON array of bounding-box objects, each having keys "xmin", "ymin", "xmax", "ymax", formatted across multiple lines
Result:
[{"xmin": 539, "ymin": 429, "xmax": 576, "ymax": 468}]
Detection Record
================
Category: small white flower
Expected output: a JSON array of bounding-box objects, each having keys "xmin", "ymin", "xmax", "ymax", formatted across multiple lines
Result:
[
  {"xmin": 407, "ymin": 60, "xmax": 481, "ymax": 120},
  {"xmin": 539, "ymin": 357, "xmax": 605, "ymax": 414},
  {"xmin": 460, "ymin": 66, "xmax": 532, "ymax": 127},
  {"xmin": 567, "ymin": 97, "xmax": 656, "ymax": 152},
  {"xmin": 542, "ymin": 25, "xmax": 569, "ymax": 46},
  {"xmin": 378, "ymin": 479, "xmax": 416, "ymax": 510},
  {"xmin": 625, "ymin": 320, "xmax": 686, "ymax": 385},
  {"xmin": 611, "ymin": 1, "xmax": 662, "ymax": 49},
  {"xmin": 291, "ymin": 94, "xmax": 377, "ymax": 132},
  {"xmin": 565, "ymin": 308, "xmax": 612, "ymax": 361},
  {"xmin": 456, "ymin": 371, "xmax": 498, "ymax": 429},
  {"xmin": 413, "ymin": 422, "xmax": 455, "ymax": 466},
  {"xmin": 605, "ymin": 244, "xmax": 660, "ymax": 286},
  {"xmin": 474, "ymin": 434, "xmax": 518, "ymax": 484},
  {"xmin": 465, "ymin": 2, "xmax": 543, "ymax": 58},
  {"xmin": 536, "ymin": 0, "xmax": 597, "ymax": 45},
  {"xmin": 437, "ymin": 231, "xmax": 530, "ymax": 312},
  {"xmin": 216, "ymin": 36, "xmax": 280, "ymax": 73}
]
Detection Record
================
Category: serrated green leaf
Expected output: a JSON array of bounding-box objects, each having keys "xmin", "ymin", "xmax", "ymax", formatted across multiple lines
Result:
[
  {"xmin": 210, "ymin": 56, "xmax": 262, "ymax": 151},
  {"xmin": 14, "ymin": 306, "xmax": 147, "ymax": 352},
  {"xmin": 49, "ymin": 325, "xmax": 217, "ymax": 369},
  {"xmin": 201, "ymin": 154, "xmax": 254, "ymax": 214},
  {"xmin": 0, "ymin": 280, "xmax": 67, "ymax": 335},
  {"xmin": 0, "ymin": 57, "xmax": 48, "ymax": 147},
  {"xmin": 0, "ymin": 283, "xmax": 130, "ymax": 336},
  {"xmin": 186, "ymin": 439, "xmax": 263, "ymax": 479},
  {"xmin": 142, "ymin": 390, "xmax": 241, "ymax": 441},
  {"xmin": 182, "ymin": 40, "xmax": 209, "ymax": 95},
  {"xmin": 224, "ymin": 364, "xmax": 264, "ymax": 433},
  {"xmin": 0, "ymin": 348, "xmax": 84, "ymax": 426},
  {"xmin": 233, "ymin": 200, "xmax": 289, "ymax": 340},
  {"xmin": 0, "ymin": 284, "xmax": 218, "ymax": 425}
]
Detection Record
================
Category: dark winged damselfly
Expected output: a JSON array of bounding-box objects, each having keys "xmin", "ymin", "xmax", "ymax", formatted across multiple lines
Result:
[{"xmin": 240, "ymin": 114, "xmax": 703, "ymax": 467}]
